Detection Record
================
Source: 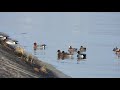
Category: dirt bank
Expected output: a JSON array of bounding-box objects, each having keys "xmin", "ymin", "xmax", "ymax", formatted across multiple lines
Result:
[{"xmin": 0, "ymin": 42, "xmax": 71, "ymax": 78}]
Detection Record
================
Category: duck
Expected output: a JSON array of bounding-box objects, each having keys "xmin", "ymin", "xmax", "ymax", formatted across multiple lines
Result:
[
  {"xmin": 79, "ymin": 46, "xmax": 86, "ymax": 52},
  {"xmin": 40, "ymin": 44, "xmax": 46, "ymax": 50},
  {"xmin": 113, "ymin": 47, "xmax": 120, "ymax": 54},
  {"xmin": 0, "ymin": 35, "xmax": 9, "ymax": 41},
  {"xmin": 113, "ymin": 47, "xmax": 119, "ymax": 52},
  {"xmin": 0, "ymin": 35, "xmax": 6, "ymax": 39},
  {"xmin": 62, "ymin": 51, "xmax": 73, "ymax": 57},
  {"xmin": 0, "ymin": 32, "xmax": 9, "ymax": 40},
  {"xmin": 33, "ymin": 42, "xmax": 37, "ymax": 50},
  {"xmin": 57, "ymin": 50, "xmax": 65, "ymax": 60},
  {"xmin": 68, "ymin": 46, "xmax": 77, "ymax": 54},
  {"xmin": 115, "ymin": 49, "xmax": 120, "ymax": 55},
  {"xmin": 61, "ymin": 51, "xmax": 73, "ymax": 60},
  {"xmin": 33, "ymin": 42, "xmax": 47, "ymax": 50},
  {"xmin": 0, "ymin": 36, "xmax": 18, "ymax": 48},
  {"xmin": 77, "ymin": 51, "xmax": 86, "ymax": 59},
  {"xmin": 113, "ymin": 48, "xmax": 120, "ymax": 58},
  {"xmin": 57, "ymin": 50, "xmax": 62, "ymax": 59},
  {"xmin": 57, "ymin": 50, "xmax": 73, "ymax": 60},
  {"xmin": 5, "ymin": 39, "xmax": 18, "ymax": 45},
  {"xmin": 37, "ymin": 44, "xmax": 47, "ymax": 50}
]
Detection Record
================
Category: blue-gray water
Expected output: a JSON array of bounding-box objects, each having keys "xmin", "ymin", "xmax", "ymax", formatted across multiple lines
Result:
[{"xmin": 0, "ymin": 12, "xmax": 120, "ymax": 78}]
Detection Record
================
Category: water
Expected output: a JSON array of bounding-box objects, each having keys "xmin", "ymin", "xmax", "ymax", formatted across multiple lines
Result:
[{"xmin": 0, "ymin": 12, "xmax": 120, "ymax": 78}]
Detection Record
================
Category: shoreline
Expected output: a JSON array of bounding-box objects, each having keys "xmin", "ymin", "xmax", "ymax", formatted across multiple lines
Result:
[{"xmin": 0, "ymin": 32, "xmax": 71, "ymax": 78}]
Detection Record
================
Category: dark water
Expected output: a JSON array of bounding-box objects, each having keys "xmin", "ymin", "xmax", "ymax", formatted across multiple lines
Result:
[{"xmin": 0, "ymin": 12, "xmax": 120, "ymax": 77}]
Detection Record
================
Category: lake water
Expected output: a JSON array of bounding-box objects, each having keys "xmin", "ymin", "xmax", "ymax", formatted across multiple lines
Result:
[{"xmin": 0, "ymin": 12, "xmax": 120, "ymax": 78}]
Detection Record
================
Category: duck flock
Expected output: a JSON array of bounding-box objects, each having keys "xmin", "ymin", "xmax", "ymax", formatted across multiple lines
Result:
[
  {"xmin": 33, "ymin": 40, "xmax": 87, "ymax": 63},
  {"xmin": 33, "ymin": 39, "xmax": 87, "ymax": 59},
  {"xmin": 57, "ymin": 46, "xmax": 87, "ymax": 63},
  {"xmin": 1, "ymin": 32, "xmax": 120, "ymax": 65},
  {"xmin": 33, "ymin": 38, "xmax": 120, "ymax": 64}
]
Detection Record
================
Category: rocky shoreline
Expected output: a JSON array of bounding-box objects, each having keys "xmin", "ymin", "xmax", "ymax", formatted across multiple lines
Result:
[{"xmin": 0, "ymin": 33, "xmax": 71, "ymax": 78}]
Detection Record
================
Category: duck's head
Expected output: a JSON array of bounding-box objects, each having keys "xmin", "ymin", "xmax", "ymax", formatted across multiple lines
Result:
[
  {"xmin": 69, "ymin": 46, "xmax": 72, "ymax": 49},
  {"xmin": 81, "ymin": 46, "xmax": 83, "ymax": 48},
  {"xmin": 77, "ymin": 51, "xmax": 80, "ymax": 54},
  {"xmin": 113, "ymin": 48, "xmax": 116, "ymax": 51},
  {"xmin": 15, "ymin": 41, "xmax": 18, "ymax": 44},
  {"xmin": 62, "ymin": 51, "xmax": 65, "ymax": 53},
  {"xmin": 57, "ymin": 50, "xmax": 61, "ymax": 53},
  {"xmin": 34, "ymin": 42, "xmax": 37, "ymax": 45},
  {"xmin": 42, "ymin": 44, "xmax": 46, "ymax": 46}
]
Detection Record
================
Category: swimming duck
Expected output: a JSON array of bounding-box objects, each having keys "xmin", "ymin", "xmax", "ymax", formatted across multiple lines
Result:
[
  {"xmin": 33, "ymin": 42, "xmax": 46, "ymax": 50},
  {"xmin": 77, "ymin": 51, "xmax": 86, "ymax": 59},
  {"xmin": 80, "ymin": 46, "xmax": 86, "ymax": 52},
  {"xmin": 113, "ymin": 47, "xmax": 119, "ymax": 52},
  {"xmin": 61, "ymin": 51, "xmax": 73, "ymax": 60},
  {"xmin": 68, "ymin": 46, "xmax": 77, "ymax": 54}
]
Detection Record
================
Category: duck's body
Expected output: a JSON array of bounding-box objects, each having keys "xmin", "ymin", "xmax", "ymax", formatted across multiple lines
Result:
[
  {"xmin": 38, "ymin": 44, "xmax": 46, "ymax": 50},
  {"xmin": 5, "ymin": 39, "xmax": 18, "ymax": 45},
  {"xmin": 77, "ymin": 51, "xmax": 86, "ymax": 59},
  {"xmin": 77, "ymin": 54, "xmax": 84, "ymax": 59},
  {"xmin": 0, "ymin": 36, "xmax": 18, "ymax": 50},
  {"xmin": 77, "ymin": 54, "xmax": 86, "ymax": 59},
  {"xmin": 0, "ymin": 33, "xmax": 18, "ymax": 45},
  {"xmin": 115, "ymin": 50, "xmax": 120, "ymax": 55},
  {"xmin": 62, "ymin": 51, "xmax": 73, "ymax": 58}
]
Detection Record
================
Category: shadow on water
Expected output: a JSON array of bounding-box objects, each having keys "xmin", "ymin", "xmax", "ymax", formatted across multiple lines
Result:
[
  {"xmin": 34, "ymin": 50, "xmax": 37, "ymax": 55},
  {"xmin": 57, "ymin": 56, "xmax": 74, "ymax": 61},
  {"xmin": 77, "ymin": 58, "xmax": 87, "ymax": 64},
  {"xmin": 33, "ymin": 48, "xmax": 46, "ymax": 56}
]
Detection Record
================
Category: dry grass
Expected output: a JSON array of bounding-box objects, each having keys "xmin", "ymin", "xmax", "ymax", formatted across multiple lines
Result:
[
  {"xmin": 34, "ymin": 65, "xmax": 47, "ymax": 74},
  {"xmin": 15, "ymin": 46, "xmax": 25, "ymax": 57},
  {"xmin": 40, "ymin": 65, "xmax": 47, "ymax": 74},
  {"xmin": 34, "ymin": 68, "xmax": 39, "ymax": 73}
]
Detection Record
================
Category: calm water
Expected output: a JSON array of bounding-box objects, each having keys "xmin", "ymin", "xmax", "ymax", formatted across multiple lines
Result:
[{"xmin": 0, "ymin": 12, "xmax": 120, "ymax": 78}]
